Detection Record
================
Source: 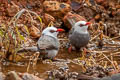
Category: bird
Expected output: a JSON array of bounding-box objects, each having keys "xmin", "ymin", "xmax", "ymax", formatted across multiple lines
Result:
[
  {"xmin": 18, "ymin": 26, "xmax": 64, "ymax": 60},
  {"xmin": 37, "ymin": 26, "xmax": 64, "ymax": 60},
  {"xmin": 68, "ymin": 21, "xmax": 91, "ymax": 52}
]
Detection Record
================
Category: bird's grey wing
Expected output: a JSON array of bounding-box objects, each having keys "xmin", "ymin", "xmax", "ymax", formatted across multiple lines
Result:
[{"xmin": 37, "ymin": 35, "xmax": 59, "ymax": 50}]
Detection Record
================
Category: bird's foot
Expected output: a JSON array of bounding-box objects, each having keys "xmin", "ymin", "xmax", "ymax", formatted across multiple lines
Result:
[
  {"xmin": 81, "ymin": 48, "xmax": 90, "ymax": 58},
  {"xmin": 68, "ymin": 45, "xmax": 72, "ymax": 53},
  {"xmin": 51, "ymin": 58, "xmax": 58, "ymax": 61},
  {"xmin": 83, "ymin": 48, "xmax": 87, "ymax": 55}
]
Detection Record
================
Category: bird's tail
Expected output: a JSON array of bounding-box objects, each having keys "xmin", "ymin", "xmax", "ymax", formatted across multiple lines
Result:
[{"xmin": 17, "ymin": 46, "xmax": 38, "ymax": 53}]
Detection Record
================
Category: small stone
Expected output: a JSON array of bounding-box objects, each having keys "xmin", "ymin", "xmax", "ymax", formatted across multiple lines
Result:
[
  {"xmin": 43, "ymin": 1, "xmax": 71, "ymax": 18},
  {"xmin": 111, "ymin": 73, "xmax": 120, "ymax": 80},
  {"xmin": 43, "ymin": 13, "xmax": 55, "ymax": 26},
  {"xmin": 60, "ymin": 3, "xmax": 71, "ymax": 15},
  {"xmin": 95, "ymin": 14, "xmax": 101, "ymax": 20},
  {"xmin": 100, "ymin": 76, "xmax": 112, "ymax": 80},
  {"xmin": 63, "ymin": 12, "xmax": 87, "ymax": 29},
  {"xmin": 28, "ymin": 26, "xmax": 41, "ymax": 38},
  {"xmin": 6, "ymin": 5, "xmax": 18, "ymax": 17},
  {"xmin": 5, "ymin": 71, "xmax": 22, "ymax": 80},
  {"xmin": 22, "ymin": 73, "xmax": 44, "ymax": 80},
  {"xmin": 0, "ymin": 72, "xmax": 5, "ymax": 80},
  {"xmin": 43, "ymin": 1, "xmax": 60, "ymax": 12}
]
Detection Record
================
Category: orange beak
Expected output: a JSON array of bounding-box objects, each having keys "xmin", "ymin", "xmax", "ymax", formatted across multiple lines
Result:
[
  {"xmin": 56, "ymin": 29, "xmax": 64, "ymax": 32},
  {"xmin": 85, "ymin": 22, "xmax": 91, "ymax": 26}
]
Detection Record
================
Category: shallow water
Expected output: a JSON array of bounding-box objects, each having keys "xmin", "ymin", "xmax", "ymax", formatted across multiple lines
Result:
[
  {"xmin": 1, "ymin": 50, "xmax": 83, "ymax": 78},
  {"xmin": 1, "ymin": 42, "xmax": 120, "ymax": 79}
]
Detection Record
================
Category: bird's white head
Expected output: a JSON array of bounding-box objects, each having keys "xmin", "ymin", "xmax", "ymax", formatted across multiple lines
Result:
[
  {"xmin": 74, "ymin": 21, "xmax": 91, "ymax": 33},
  {"xmin": 42, "ymin": 26, "xmax": 64, "ymax": 38}
]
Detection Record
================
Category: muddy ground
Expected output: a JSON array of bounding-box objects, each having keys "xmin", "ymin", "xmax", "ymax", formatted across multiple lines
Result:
[{"xmin": 0, "ymin": 0, "xmax": 120, "ymax": 80}]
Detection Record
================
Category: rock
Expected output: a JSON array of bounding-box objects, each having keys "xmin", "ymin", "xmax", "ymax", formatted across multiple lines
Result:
[
  {"xmin": 71, "ymin": 1, "xmax": 82, "ymax": 11},
  {"xmin": 77, "ymin": 74, "xmax": 99, "ymax": 80},
  {"xmin": 43, "ymin": 1, "xmax": 60, "ymax": 12},
  {"xmin": 28, "ymin": 26, "xmax": 40, "ymax": 38},
  {"xmin": 6, "ymin": 5, "xmax": 18, "ymax": 17},
  {"xmin": 43, "ymin": 13, "xmax": 55, "ymax": 26},
  {"xmin": 22, "ymin": 73, "xmax": 44, "ymax": 80},
  {"xmin": 0, "ymin": 72, "xmax": 5, "ymax": 80},
  {"xmin": 96, "ymin": 73, "xmax": 120, "ymax": 80},
  {"xmin": 100, "ymin": 76, "xmax": 112, "ymax": 80},
  {"xmin": 62, "ymin": 12, "xmax": 87, "ymax": 30},
  {"xmin": 43, "ymin": 1, "xmax": 61, "ymax": 18},
  {"xmin": 60, "ymin": 2, "xmax": 71, "ymax": 15},
  {"xmin": 111, "ymin": 73, "xmax": 120, "ymax": 80},
  {"xmin": 43, "ymin": 1, "xmax": 71, "ymax": 18},
  {"xmin": 95, "ymin": 14, "xmax": 101, "ymax": 20},
  {"xmin": 5, "ymin": 71, "xmax": 22, "ymax": 80}
]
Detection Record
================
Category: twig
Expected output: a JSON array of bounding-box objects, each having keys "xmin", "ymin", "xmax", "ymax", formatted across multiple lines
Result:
[
  {"xmin": 100, "ymin": 52, "xmax": 117, "ymax": 70},
  {"xmin": 26, "ymin": 9, "xmax": 34, "ymax": 23},
  {"xmin": 89, "ymin": 50, "xmax": 109, "ymax": 53},
  {"xmin": 97, "ymin": 52, "xmax": 120, "ymax": 61},
  {"xmin": 32, "ymin": 52, "xmax": 39, "ymax": 69},
  {"xmin": 89, "ymin": 54, "xmax": 97, "ymax": 65},
  {"xmin": 27, "ymin": 55, "xmax": 33, "ymax": 72},
  {"xmin": 90, "ymin": 31, "xmax": 102, "ymax": 42},
  {"xmin": 111, "ymin": 35, "xmax": 120, "ymax": 40}
]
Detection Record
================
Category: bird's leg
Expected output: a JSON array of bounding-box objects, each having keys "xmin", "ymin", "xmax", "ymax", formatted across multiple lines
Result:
[
  {"xmin": 68, "ymin": 45, "xmax": 72, "ymax": 53},
  {"xmin": 83, "ymin": 48, "xmax": 87, "ymax": 55},
  {"xmin": 81, "ymin": 48, "xmax": 87, "ymax": 59},
  {"xmin": 51, "ymin": 57, "xmax": 59, "ymax": 61}
]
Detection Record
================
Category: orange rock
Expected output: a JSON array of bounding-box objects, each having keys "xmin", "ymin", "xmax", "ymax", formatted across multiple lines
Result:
[
  {"xmin": 63, "ymin": 12, "xmax": 87, "ymax": 29},
  {"xmin": 60, "ymin": 3, "xmax": 71, "ymax": 15},
  {"xmin": 6, "ymin": 5, "xmax": 18, "ymax": 17},
  {"xmin": 43, "ymin": 1, "xmax": 61, "ymax": 18},
  {"xmin": 43, "ymin": 13, "xmax": 55, "ymax": 26},
  {"xmin": 43, "ymin": 1, "xmax": 71, "ymax": 18},
  {"xmin": 95, "ymin": 14, "xmax": 101, "ymax": 20},
  {"xmin": 43, "ymin": 1, "xmax": 60, "ymax": 12},
  {"xmin": 29, "ymin": 26, "xmax": 40, "ymax": 38},
  {"xmin": 112, "ymin": 10, "xmax": 117, "ymax": 16}
]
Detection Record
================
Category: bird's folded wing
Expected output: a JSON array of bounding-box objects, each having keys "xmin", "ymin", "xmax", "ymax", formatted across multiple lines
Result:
[{"xmin": 37, "ymin": 35, "xmax": 59, "ymax": 50}]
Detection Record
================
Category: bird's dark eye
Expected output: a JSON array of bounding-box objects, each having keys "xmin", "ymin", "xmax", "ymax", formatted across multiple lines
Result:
[
  {"xmin": 79, "ymin": 24, "xmax": 84, "ymax": 27},
  {"xmin": 50, "ymin": 30, "xmax": 55, "ymax": 33}
]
